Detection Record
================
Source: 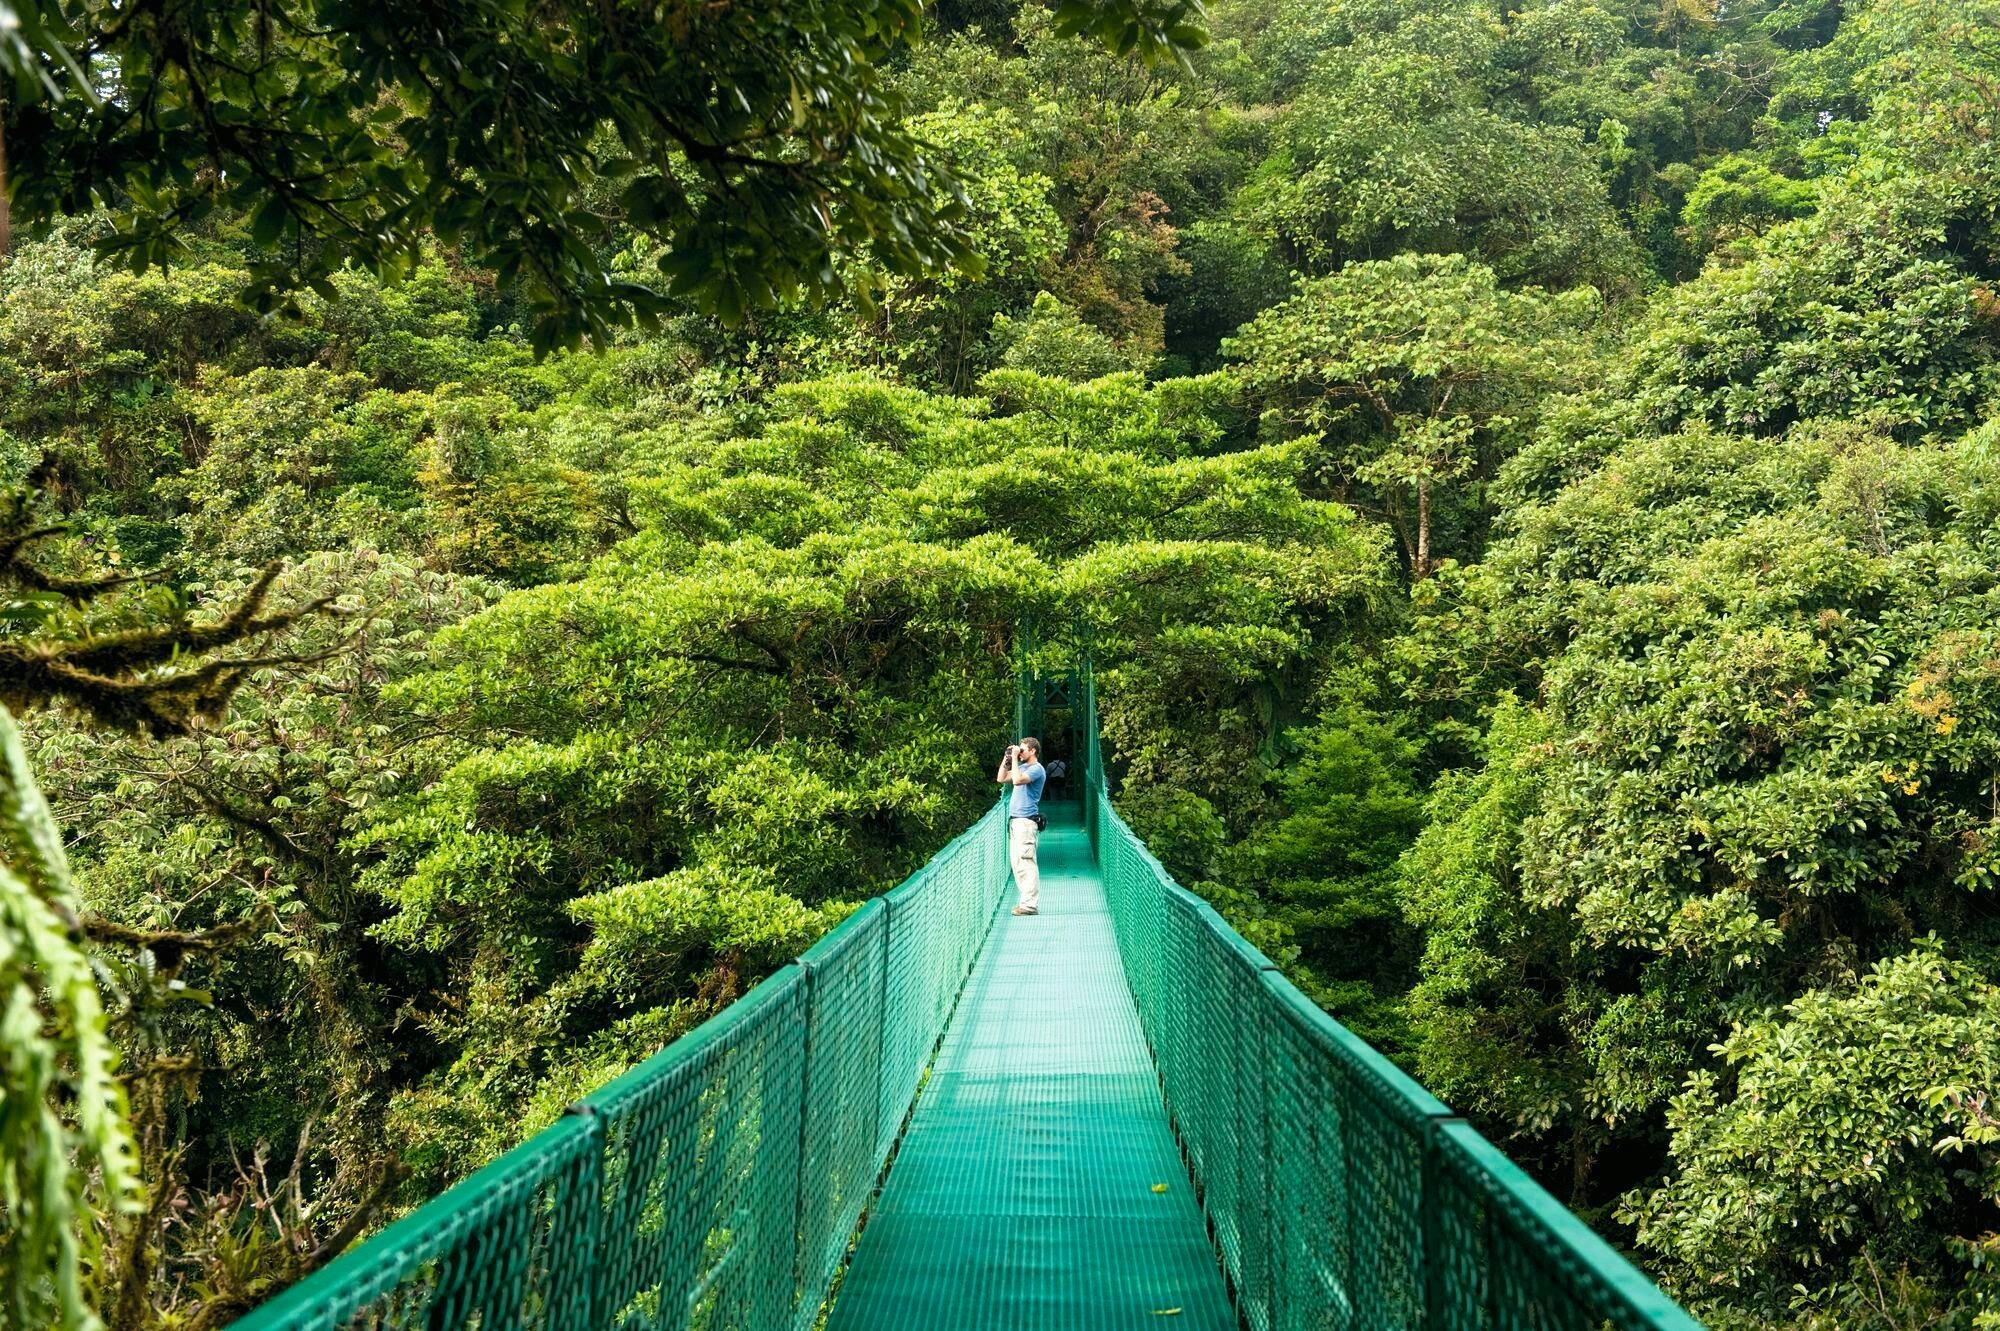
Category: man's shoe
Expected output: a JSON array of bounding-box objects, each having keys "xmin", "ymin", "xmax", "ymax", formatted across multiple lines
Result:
[{"xmin": 1011, "ymin": 906, "xmax": 1038, "ymax": 916}]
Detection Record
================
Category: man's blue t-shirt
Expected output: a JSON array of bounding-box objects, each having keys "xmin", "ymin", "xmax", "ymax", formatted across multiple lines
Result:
[{"xmin": 1009, "ymin": 761, "xmax": 1046, "ymax": 818}]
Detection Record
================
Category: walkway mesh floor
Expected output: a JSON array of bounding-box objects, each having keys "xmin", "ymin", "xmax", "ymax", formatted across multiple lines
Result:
[{"xmin": 826, "ymin": 811, "xmax": 1236, "ymax": 1331}]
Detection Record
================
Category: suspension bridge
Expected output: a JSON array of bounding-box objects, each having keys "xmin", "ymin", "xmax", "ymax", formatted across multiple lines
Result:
[{"xmin": 229, "ymin": 668, "xmax": 1702, "ymax": 1331}]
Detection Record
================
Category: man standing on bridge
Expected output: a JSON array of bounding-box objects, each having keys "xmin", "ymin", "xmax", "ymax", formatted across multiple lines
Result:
[{"xmin": 998, "ymin": 738, "xmax": 1046, "ymax": 916}]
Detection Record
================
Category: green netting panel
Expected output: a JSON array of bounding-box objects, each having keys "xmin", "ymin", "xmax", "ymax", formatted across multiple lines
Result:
[
  {"xmin": 1261, "ymin": 966, "xmax": 1438, "ymax": 1331},
  {"xmin": 879, "ymin": 802, "xmax": 1008, "ymax": 1146},
  {"xmin": 793, "ymin": 903, "xmax": 886, "ymax": 1331},
  {"xmin": 582, "ymin": 965, "xmax": 808, "ymax": 1331},
  {"xmin": 1156, "ymin": 884, "xmax": 1277, "ymax": 1328},
  {"xmin": 1096, "ymin": 813, "xmax": 1166, "ymax": 1038},
  {"xmin": 230, "ymin": 804, "xmax": 1006, "ymax": 1331},
  {"xmin": 227, "ymin": 1113, "xmax": 600, "ymax": 1331},
  {"xmin": 1428, "ymin": 1122, "xmax": 1700, "ymax": 1331},
  {"xmin": 1090, "ymin": 772, "xmax": 1703, "ymax": 1331},
  {"xmin": 880, "ymin": 867, "xmax": 936, "ymax": 1144},
  {"xmin": 823, "ymin": 810, "xmax": 1238, "ymax": 1331}
]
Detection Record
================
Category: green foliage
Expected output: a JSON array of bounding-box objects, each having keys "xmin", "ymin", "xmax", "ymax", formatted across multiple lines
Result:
[
  {"xmin": 1428, "ymin": 416, "xmax": 2000, "ymax": 1125},
  {"xmin": 1118, "ymin": 786, "xmax": 1231, "ymax": 886},
  {"xmin": 165, "ymin": 369, "xmax": 421, "ymax": 564},
  {"xmin": 813, "ymin": 102, "xmax": 1069, "ymax": 391},
  {"xmin": 1402, "ymin": 699, "xmax": 1586, "ymax": 1138},
  {"xmin": 1368, "ymin": 13, "xmax": 2000, "ymax": 1320},
  {"xmin": 1051, "ymin": 0, "xmax": 1211, "ymax": 65},
  {"xmin": 1228, "ymin": 253, "xmax": 1600, "ymax": 577},
  {"xmin": 29, "ymin": 551, "xmax": 501, "ymax": 1322},
  {"xmin": 1403, "ymin": 411, "xmax": 2000, "ymax": 1320},
  {"xmin": 4, "ymin": 1, "xmax": 1209, "ymax": 350},
  {"xmin": 313, "ymin": 367, "xmax": 1382, "ymax": 1196},
  {"xmin": 0, "ymin": 484, "xmax": 366, "ymax": 1329},
  {"xmin": 1235, "ymin": 0, "xmax": 1642, "ymax": 292},
  {"xmin": 1679, "ymin": 156, "xmax": 1819, "ymax": 254},
  {"xmin": 1155, "ymin": 219, "xmax": 1294, "ymax": 373},
  {"xmin": 1623, "ymin": 182, "xmax": 2000, "ymax": 438},
  {"xmin": 0, "ymin": 707, "xmax": 139, "ymax": 1331},
  {"xmin": 989, "ymin": 293, "xmax": 1136, "ymax": 381},
  {"xmin": 571, "ymin": 866, "xmax": 851, "ymax": 1007},
  {"xmin": 898, "ymin": 12, "xmax": 1235, "ymax": 363},
  {"xmin": 1215, "ymin": 704, "xmax": 1426, "ymax": 1048},
  {"xmin": 14, "ymin": 0, "xmax": 2000, "ymax": 1326},
  {"xmin": 1625, "ymin": 943, "xmax": 2000, "ymax": 1328}
]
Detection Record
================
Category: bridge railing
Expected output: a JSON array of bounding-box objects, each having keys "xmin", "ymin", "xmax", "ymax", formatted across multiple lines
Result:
[
  {"xmin": 1074, "ymin": 671, "xmax": 1700, "ymax": 1331},
  {"xmin": 228, "ymin": 803, "xmax": 1009, "ymax": 1331}
]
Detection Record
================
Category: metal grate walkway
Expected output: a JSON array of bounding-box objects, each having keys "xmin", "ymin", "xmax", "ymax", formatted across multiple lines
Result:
[{"xmin": 825, "ymin": 805, "xmax": 1235, "ymax": 1331}]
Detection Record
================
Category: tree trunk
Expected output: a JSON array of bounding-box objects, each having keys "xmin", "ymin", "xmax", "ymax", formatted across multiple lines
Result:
[
  {"xmin": 1385, "ymin": 495, "xmax": 1417, "ymax": 575},
  {"xmin": 1569, "ymin": 1131, "xmax": 1596, "ymax": 1205},
  {"xmin": 0, "ymin": 102, "xmax": 11, "ymax": 264},
  {"xmin": 1414, "ymin": 477, "xmax": 1433, "ymax": 580}
]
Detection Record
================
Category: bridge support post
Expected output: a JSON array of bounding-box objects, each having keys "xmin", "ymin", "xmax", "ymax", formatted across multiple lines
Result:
[
  {"xmin": 558, "ymin": 1104, "xmax": 606, "ymax": 1331},
  {"xmin": 1421, "ymin": 1119, "xmax": 1469, "ymax": 1331}
]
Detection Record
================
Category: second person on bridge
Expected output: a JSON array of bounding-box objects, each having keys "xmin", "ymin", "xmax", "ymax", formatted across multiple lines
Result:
[{"xmin": 998, "ymin": 738, "xmax": 1046, "ymax": 916}]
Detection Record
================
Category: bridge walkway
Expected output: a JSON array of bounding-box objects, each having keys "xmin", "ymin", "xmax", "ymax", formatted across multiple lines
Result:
[{"xmin": 826, "ymin": 804, "xmax": 1234, "ymax": 1331}]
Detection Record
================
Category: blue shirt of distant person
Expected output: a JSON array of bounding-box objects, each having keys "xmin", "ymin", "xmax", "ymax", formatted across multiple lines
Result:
[{"xmin": 997, "ymin": 738, "xmax": 1046, "ymax": 915}]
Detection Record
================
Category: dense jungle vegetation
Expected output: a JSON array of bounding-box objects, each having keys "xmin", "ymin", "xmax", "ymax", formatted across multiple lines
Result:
[{"xmin": 4, "ymin": 0, "xmax": 2000, "ymax": 1326}]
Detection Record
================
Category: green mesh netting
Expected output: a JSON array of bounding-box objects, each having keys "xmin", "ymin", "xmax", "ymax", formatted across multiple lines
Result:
[
  {"xmin": 228, "ymin": 807, "xmax": 1008, "ymax": 1331},
  {"xmin": 226, "ymin": 666, "xmax": 1701, "ymax": 1331},
  {"xmin": 821, "ymin": 804, "xmax": 1237, "ymax": 1331},
  {"xmin": 220, "ymin": 1112, "xmax": 602, "ymax": 1331},
  {"xmin": 1076, "ymin": 665, "xmax": 1702, "ymax": 1331}
]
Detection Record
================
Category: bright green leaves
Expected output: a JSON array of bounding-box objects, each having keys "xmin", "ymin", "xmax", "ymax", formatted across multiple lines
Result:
[
  {"xmin": 975, "ymin": 370, "xmax": 1240, "ymax": 460},
  {"xmin": 1678, "ymin": 154, "xmax": 1819, "ymax": 256},
  {"xmin": 0, "ymin": 2, "xmax": 90, "ymax": 101},
  {"xmin": 1407, "ymin": 404, "xmax": 2000, "ymax": 1319},
  {"xmin": 347, "ymin": 365, "xmax": 1384, "ymax": 1184},
  {"xmin": 1622, "ymin": 183, "xmax": 2000, "ymax": 439},
  {"xmin": 0, "ymin": 706, "xmax": 141, "ymax": 1331},
  {"xmin": 1229, "ymin": 253, "xmax": 1600, "ymax": 578},
  {"xmin": 1400, "ymin": 698, "xmax": 1587, "ymax": 1137},
  {"xmin": 1236, "ymin": 0, "xmax": 1638, "ymax": 293},
  {"xmin": 1206, "ymin": 704, "xmax": 1428, "ymax": 1050},
  {"xmin": 1504, "ymin": 421, "xmax": 2000, "ymax": 964},
  {"xmin": 569, "ymin": 864, "xmax": 849, "ymax": 1008},
  {"xmin": 1369, "ymin": 15, "xmax": 2000, "ymax": 1309},
  {"xmin": 989, "ymin": 293, "xmax": 1133, "ymax": 382},
  {"xmin": 164, "ymin": 368, "xmax": 389, "ymax": 565},
  {"xmin": 1624, "ymin": 943, "xmax": 2000, "ymax": 1315}
]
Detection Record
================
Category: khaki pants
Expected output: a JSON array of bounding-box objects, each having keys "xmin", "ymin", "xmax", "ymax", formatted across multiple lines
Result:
[{"xmin": 1009, "ymin": 817, "xmax": 1040, "ymax": 910}]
